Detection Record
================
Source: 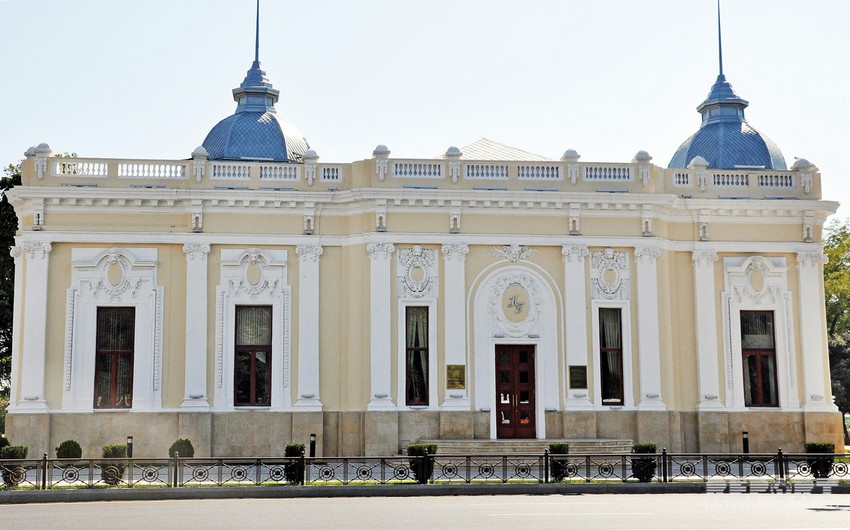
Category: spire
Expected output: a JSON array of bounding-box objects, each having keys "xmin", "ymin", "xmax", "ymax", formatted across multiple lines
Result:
[
  {"xmin": 255, "ymin": 0, "xmax": 260, "ymax": 63},
  {"xmin": 717, "ymin": 0, "xmax": 723, "ymax": 76},
  {"xmin": 231, "ymin": 0, "xmax": 279, "ymax": 113}
]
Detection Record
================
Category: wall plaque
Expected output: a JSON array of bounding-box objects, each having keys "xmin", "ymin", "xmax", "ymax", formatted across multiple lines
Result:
[
  {"xmin": 446, "ymin": 365, "xmax": 466, "ymax": 389},
  {"xmin": 569, "ymin": 365, "xmax": 588, "ymax": 389}
]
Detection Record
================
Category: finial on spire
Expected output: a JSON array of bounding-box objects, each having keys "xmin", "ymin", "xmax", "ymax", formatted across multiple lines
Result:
[
  {"xmin": 254, "ymin": 0, "xmax": 260, "ymax": 63},
  {"xmin": 717, "ymin": 0, "xmax": 724, "ymax": 76}
]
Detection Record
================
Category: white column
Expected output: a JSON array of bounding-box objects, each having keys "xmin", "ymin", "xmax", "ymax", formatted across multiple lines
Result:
[
  {"xmin": 562, "ymin": 245, "xmax": 593, "ymax": 408},
  {"xmin": 692, "ymin": 249, "xmax": 723, "ymax": 410},
  {"xmin": 295, "ymin": 245, "xmax": 323, "ymax": 410},
  {"xmin": 16, "ymin": 241, "xmax": 52, "ymax": 411},
  {"xmin": 797, "ymin": 252, "xmax": 836, "ymax": 411},
  {"xmin": 441, "ymin": 243, "xmax": 469, "ymax": 409},
  {"xmin": 181, "ymin": 243, "xmax": 210, "ymax": 409},
  {"xmin": 635, "ymin": 247, "xmax": 665, "ymax": 410},
  {"xmin": 8, "ymin": 244, "xmax": 24, "ymax": 411},
  {"xmin": 367, "ymin": 243, "xmax": 395, "ymax": 409}
]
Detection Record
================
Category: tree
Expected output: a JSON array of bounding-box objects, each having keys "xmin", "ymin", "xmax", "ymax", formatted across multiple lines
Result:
[
  {"xmin": 0, "ymin": 162, "xmax": 21, "ymax": 396},
  {"xmin": 823, "ymin": 218, "xmax": 850, "ymax": 444}
]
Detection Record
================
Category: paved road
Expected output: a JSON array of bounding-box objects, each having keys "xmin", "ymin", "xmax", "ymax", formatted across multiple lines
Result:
[{"xmin": 3, "ymin": 493, "xmax": 850, "ymax": 529}]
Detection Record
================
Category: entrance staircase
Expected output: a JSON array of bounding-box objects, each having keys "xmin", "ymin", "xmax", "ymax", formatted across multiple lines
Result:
[{"xmin": 419, "ymin": 439, "xmax": 633, "ymax": 456}]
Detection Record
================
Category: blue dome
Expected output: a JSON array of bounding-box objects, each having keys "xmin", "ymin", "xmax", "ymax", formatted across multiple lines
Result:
[
  {"xmin": 668, "ymin": 75, "xmax": 786, "ymax": 170},
  {"xmin": 201, "ymin": 60, "xmax": 310, "ymax": 162}
]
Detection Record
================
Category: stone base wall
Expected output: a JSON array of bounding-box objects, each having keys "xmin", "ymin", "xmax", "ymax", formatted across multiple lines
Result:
[{"xmin": 6, "ymin": 409, "xmax": 844, "ymax": 458}]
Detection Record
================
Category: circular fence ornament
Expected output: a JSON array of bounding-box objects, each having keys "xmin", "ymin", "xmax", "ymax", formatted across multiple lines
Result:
[
  {"xmin": 268, "ymin": 466, "xmax": 285, "ymax": 482},
  {"xmin": 192, "ymin": 467, "xmax": 210, "ymax": 482},
  {"xmin": 515, "ymin": 463, "xmax": 531, "ymax": 478},
  {"xmin": 598, "ymin": 463, "xmax": 614, "ymax": 477},
  {"xmin": 62, "ymin": 466, "xmax": 80, "ymax": 483},
  {"xmin": 319, "ymin": 466, "xmax": 335, "ymax": 481},
  {"xmin": 565, "ymin": 463, "xmax": 579, "ymax": 478},
  {"xmin": 750, "ymin": 462, "xmax": 767, "ymax": 477},
  {"xmin": 679, "ymin": 462, "xmax": 696, "ymax": 477},
  {"xmin": 714, "ymin": 461, "xmax": 731, "ymax": 476},
  {"xmin": 142, "ymin": 466, "xmax": 160, "ymax": 482},
  {"xmin": 441, "ymin": 463, "xmax": 458, "ymax": 479},
  {"xmin": 833, "ymin": 462, "xmax": 848, "ymax": 477},
  {"xmin": 356, "ymin": 466, "xmax": 372, "ymax": 481},
  {"xmin": 796, "ymin": 462, "xmax": 812, "ymax": 476},
  {"xmin": 230, "ymin": 466, "xmax": 248, "ymax": 482},
  {"xmin": 393, "ymin": 465, "xmax": 410, "ymax": 481},
  {"xmin": 479, "ymin": 463, "xmax": 495, "ymax": 478}
]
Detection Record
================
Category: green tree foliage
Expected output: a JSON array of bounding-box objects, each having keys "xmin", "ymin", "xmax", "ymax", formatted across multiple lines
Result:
[
  {"xmin": 0, "ymin": 162, "xmax": 21, "ymax": 394},
  {"xmin": 823, "ymin": 219, "xmax": 850, "ymax": 443}
]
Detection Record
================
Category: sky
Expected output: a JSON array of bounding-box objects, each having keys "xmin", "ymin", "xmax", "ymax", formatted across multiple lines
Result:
[{"xmin": 2, "ymin": 0, "xmax": 849, "ymax": 216}]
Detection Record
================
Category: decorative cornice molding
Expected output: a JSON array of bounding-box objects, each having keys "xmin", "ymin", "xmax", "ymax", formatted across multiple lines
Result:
[
  {"xmin": 20, "ymin": 241, "xmax": 52, "ymax": 259},
  {"xmin": 561, "ymin": 244, "xmax": 589, "ymax": 263},
  {"xmin": 490, "ymin": 244, "xmax": 537, "ymax": 263},
  {"xmin": 796, "ymin": 251, "xmax": 827, "ymax": 269},
  {"xmin": 441, "ymin": 243, "xmax": 469, "ymax": 262},
  {"xmin": 367, "ymin": 242, "xmax": 395, "ymax": 260},
  {"xmin": 296, "ymin": 245, "xmax": 324, "ymax": 263}
]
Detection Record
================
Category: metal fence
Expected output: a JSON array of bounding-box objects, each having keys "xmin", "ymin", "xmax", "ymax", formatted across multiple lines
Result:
[{"xmin": 1, "ymin": 449, "xmax": 847, "ymax": 490}]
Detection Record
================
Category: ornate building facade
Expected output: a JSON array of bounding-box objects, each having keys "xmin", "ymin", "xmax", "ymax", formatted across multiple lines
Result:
[{"xmin": 5, "ymin": 18, "xmax": 844, "ymax": 458}]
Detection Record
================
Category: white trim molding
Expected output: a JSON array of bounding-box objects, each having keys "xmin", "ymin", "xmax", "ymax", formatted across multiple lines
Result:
[
  {"xmin": 295, "ymin": 244, "xmax": 323, "ymax": 410},
  {"xmin": 795, "ymin": 251, "xmax": 836, "ymax": 412},
  {"xmin": 591, "ymin": 299, "xmax": 634, "ymax": 409}
]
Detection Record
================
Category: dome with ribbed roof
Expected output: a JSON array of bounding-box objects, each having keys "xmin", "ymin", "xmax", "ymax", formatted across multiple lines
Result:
[{"xmin": 668, "ymin": 74, "xmax": 785, "ymax": 170}]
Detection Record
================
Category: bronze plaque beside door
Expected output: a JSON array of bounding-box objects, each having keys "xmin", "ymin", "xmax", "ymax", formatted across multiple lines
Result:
[{"xmin": 495, "ymin": 345, "xmax": 536, "ymax": 439}]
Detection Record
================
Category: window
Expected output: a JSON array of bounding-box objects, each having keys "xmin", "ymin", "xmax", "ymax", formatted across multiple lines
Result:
[
  {"xmin": 405, "ymin": 306, "xmax": 429, "ymax": 406},
  {"xmin": 599, "ymin": 307, "xmax": 623, "ymax": 405},
  {"xmin": 94, "ymin": 307, "xmax": 135, "ymax": 409},
  {"xmin": 234, "ymin": 306, "xmax": 272, "ymax": 406},
  {"xmin": 741, "ymin": 311, "xmax": 778, "ymax": 407}
]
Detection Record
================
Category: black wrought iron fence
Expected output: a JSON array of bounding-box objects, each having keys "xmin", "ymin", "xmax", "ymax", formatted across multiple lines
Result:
[{"xmin": 1, "ymin": 449, "xmax": 847, "ymax": 490}]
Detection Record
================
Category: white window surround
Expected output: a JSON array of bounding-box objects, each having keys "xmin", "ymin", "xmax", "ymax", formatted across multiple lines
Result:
[
  {"xmin": 721, "ymin": 256, "xmax": 798, "ymax": 411},
  {"xmin": 590, "ymin": 300, "xmax": 634, "ymax": 409},
  {"xmin": 63, "ymin": 248, "xmax": 162, "ymax": 412},
  {"xmin": 213, "ymin": 248, "xmax": 291, "ymax": 411},
  {"xmin": 472, "ymin": 264, "xmax": 559, "ymax": 440},
  {"xmin": 396, "ymin": 300, "xmax": 439, "ymax": 410}
]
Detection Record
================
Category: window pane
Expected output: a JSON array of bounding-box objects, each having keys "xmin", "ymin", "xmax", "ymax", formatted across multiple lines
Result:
[
  {"xmin": 744, "ymin": 355, "xmax": 758, "ymax": 407},
  {"xmin": 741, "ymin": 311, "xmax": 774, "ymax": 349},
  {"xmin": 761, "ymin": 354, "xmax": 778, "ymax": 406},
  {"xmin": 405, "ymin": 306, "xmax": 429, "ymax": 405},
  {"xmin": 255, "ymin": 351, "xmax": 270, "ymax": 405},
  {"xmin": 235, "ymin": 351, "xmax": 252, "ymax": 404},
  {"xmin": 236, "ymin": 306, "xmax": 272, "ymax": 346},
  {"xmin": 599, "ymin": 308, "xmax": 623, "ymax": 404},
  {"xmin": 115, "ymin": 353, "xmax": 132, "ymax": 408},
  {"xmin": 599, "ymin": 308, "xmax": 622, "ymax": 349},
  {"xmin": 405, "ymin": 306, "xmax": 428, "ymax": 349},
  {"xmin": 94, "ymin": 354, "xmax": 113, "ymax": 409},
  {"xmin": 97, "ymin": 307, "xmax": 135, "ymax": 351}
]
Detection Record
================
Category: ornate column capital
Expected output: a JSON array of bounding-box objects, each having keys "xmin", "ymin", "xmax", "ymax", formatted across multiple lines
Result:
[
  {"xmin": 797, "ymin": 251, "xmax": 827, "ymax": 269},
  {"xmin": 367, "ymin": 243, "xmax": 395, "ymax": 260},
  {"xmin": 561, "ymin": 244, "xmax": 589, "ymax": 263},
  {"xmin": 634, "ymin": 246, "xmax": 662, "ymax": 264},
  {"xmin": 441, "ymin": 243, "xmax": 469, "ymax": 262},
  {"xmin": 691, "ymin": 250, "xmax": 718, "ymax": 268},
  {"xmin": 296, "ymin": 245, "xmax": 324, "ymax": 263},
  {"xmin": 21, "ymin": 241, "xmax": 52, "ymax": 259},
  {"xmin": 183, "ymin": 243, "xmax": 210, "ymax": 261},
  {"xmin": 490, "ymin": 244, "xmax": 537, "ymax": 263}
]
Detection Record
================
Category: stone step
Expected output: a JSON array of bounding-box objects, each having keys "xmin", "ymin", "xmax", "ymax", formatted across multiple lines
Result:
[{"xmin": 418, "ymin": 439, "xmax": 634, "ymax": 456}]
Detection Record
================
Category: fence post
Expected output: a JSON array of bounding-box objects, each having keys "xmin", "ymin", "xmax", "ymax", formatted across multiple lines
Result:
[
  {"xmin": 299, "ymin": 453, "xmax": 306, "ymax": 485},
  {"xmin": 777, "ymin": 448, "xmax": 785, "ymax": 482},
  {"xmin": 173, "ymin": 452, "xmax": 180, "ymax": 488},
  {"xmin": 41, "ymin": 453, "xmax": 48, "ymax": 490},
  {"xmin": 661, "ymin": 448, "xmax": 668, "ymax": 483},
  {"xmin": 544, "ymin": 449, "xmax": 549, "ymax": 484}
]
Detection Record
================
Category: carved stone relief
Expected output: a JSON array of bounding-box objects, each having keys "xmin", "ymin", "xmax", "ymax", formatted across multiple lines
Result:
[{"xmin": 590, "ymin": 248, "xmax": 629, "ymax": 300}]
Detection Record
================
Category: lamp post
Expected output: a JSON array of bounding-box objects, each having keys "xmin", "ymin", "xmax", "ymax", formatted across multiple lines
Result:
[
  {"xmin": 127, "ymin": 436, "xmax": 134, "ymax": 458},
  {"xmin": 309, "ymin": 433, "xmax": 317, "ymax": 458}
]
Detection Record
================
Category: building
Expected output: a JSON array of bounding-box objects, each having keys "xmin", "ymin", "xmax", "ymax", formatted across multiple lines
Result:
[{"xmin": 5, "ymin": 11, "xmax": 844, "ymax": 458}]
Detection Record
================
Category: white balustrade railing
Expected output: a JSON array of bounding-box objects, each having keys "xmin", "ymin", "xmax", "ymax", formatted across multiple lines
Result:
[
  {"xmin": 392, "ymin": 161, "xmax": 444, "ymax": 178},
  {"xmin": 517, "ymin": 164, "xmax": 562, "ymax": 180},
  {"xmin": 260, "ymin": 164, "xmax": 299, "ymax": 181},
  {"xmin": 321, "ymin": 166, "xmax": 342, "ymax": 182},
  {"xmin": 465, "ymin": 164, "xmax": 509, "ymax": 179},
  {"xmin": 210, "ymin": 162, "xmax": 251, "ymax": 180},
  {"xmin": 118, "ymin": 162, "xmax": 185, "ymax": 179},
  {"xmin": 712, "ymin": 173, "xmax": 749, "ymax": 187},
  {"xmin": 52, "ymin": 160, "xmax": 108, "ymax": 177},
  {"xmin": 673, "ymin": 172, "xmax": 691, "ymax": 186},
  {"xmin": 757, "ymin": 173, "xmax": 794, "ymax": 188},
  {"xmin": 583, "ymin": 165, "xmax": 632, "ymax": 181}
]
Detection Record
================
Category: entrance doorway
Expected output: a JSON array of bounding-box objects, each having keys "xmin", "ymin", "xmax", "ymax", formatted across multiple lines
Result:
[{"xmin": 495, "ymin": 345, "xmax": 536, "ymax": 439}]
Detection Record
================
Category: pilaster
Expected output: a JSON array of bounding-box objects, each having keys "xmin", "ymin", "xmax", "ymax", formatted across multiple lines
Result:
[
  {"xmin": 796, "ymin": 252, "xmax": 835, "ymax": 412},
  {"xmin": 16, "ymin": 241, "xmax": 52, "ymax": 411},
  {"xmin": 562, "ymin": 244, "xmax": 593, "ymax": 408},
  {"xmin": 692, "ymin": 249, "xmax": 722, "ymax": 410},
  {"xmin": 634, "ymin": 247, "xmax": 665, "ymax": 410},
  {"xmin": 441, "ymin": 243, "xmax": 469, "ymax": 409},
  {"xmin": 367, "ymin": 243, "xmax": 395, "ymax": 409},
  {"xmin": 295, "ymin": 245, "xmax": 324, "ymax": 410},
  {"xmin": 182, "ymin": 243, "xmax": 210, "ymax": 409}
]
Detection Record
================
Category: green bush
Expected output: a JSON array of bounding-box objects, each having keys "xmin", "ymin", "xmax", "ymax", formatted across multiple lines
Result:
[
  {"xmin": 0, "ymin": 444, "xmax": 28, "ymax": 487},
  {"xmin": 631, "ymin": 442, "xmax": 657, "ymax": 483},
  {"xmin": 407, "ymin": 443, "xmax": 437, "ymax": 484},
  {"xmin": 56, "ymin": 439, "xmax": 82, "ymax": 459},
  {"xmin": 548, "ymin": 443, "xmax": 570, "ymax": 482},
  {"xmin": 168, "ymin": 438, "xmax": 195, "ymax": 458},
  {"xmin": 100, "ymin": 444, "xmax": 127, "ymax": 486},
  {"xmin": 284, "ymin": 443, "xmax": 305, "ymax": 484},
  {"xmin": 0, "ymin": 436, "xmax": 9, "ymax": 451},
  {"xmin": 805, "ymin": 442, "xmax": 835, "ymax": 479}
]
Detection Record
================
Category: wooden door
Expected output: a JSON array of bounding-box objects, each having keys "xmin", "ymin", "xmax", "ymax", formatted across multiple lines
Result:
[{"xmin": 495, "ymin": 345, "xmax": 536, "ymax": 439}]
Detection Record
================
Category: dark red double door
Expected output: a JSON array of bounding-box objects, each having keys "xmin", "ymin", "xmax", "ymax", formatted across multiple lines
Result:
[{"xmin": 495, "ymin": 345, "xmax": 536, "ymax": 439}]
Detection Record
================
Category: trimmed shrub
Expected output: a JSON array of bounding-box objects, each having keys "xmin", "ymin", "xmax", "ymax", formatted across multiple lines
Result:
[
  {"xmin": 168, "ymin": 438, "xmax": 195, "ymax": 458},
  {"xmin": 805, "ymin": 442, "xmax": 835, "ymax": 479},
  {"xmin": 407, "ymin": 443, "xmax": 437, "ymax": 484},
  {"xmin": 0, "ymin": 436, "xmax": 9, "ymax": 451},
  {"xmin": 284, "ymin": 443, "xmax": 305, "ymax": 484},
  {"xmin": 56, "ymin": 439, "xmax": 82, "ymax": 459},
  {"xmin": 1, "ymin": 445, "xmax": 29, "ymax": 487},
  {"xmin": 631, "ymin": 442, "xmax": 657, "ymax": 483},
  {"xmin": 101, "ymin": 444, "xmax": 127, "ymax": 486},
  {"xmin": 548, "ymin": 443, "xmax": 570, "ymax": 482}
]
